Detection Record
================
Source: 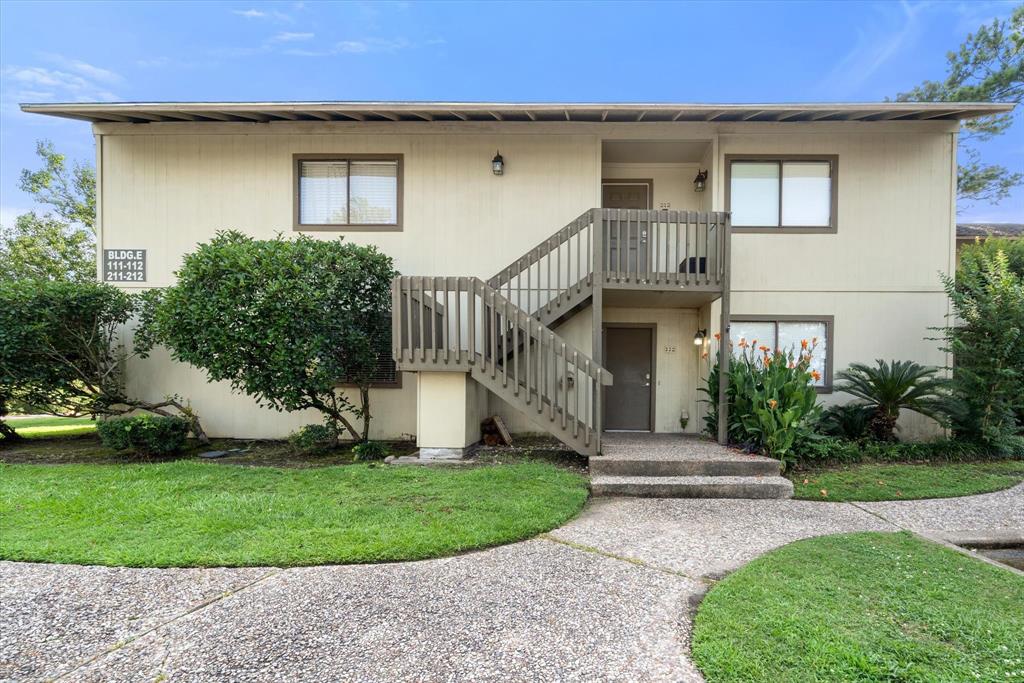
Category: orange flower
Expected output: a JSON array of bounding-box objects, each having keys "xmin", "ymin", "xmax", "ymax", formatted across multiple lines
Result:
[
  {"xmin": 811, "ymin": 370, "xmax": 822, "ymax": 382},
  {"xmin": 713, "ymin": 332, "xmax": 721, "ymax": 341},
  {"xmin": 738, "ymin": 338, "xmax": 749, "ymax": 348},
  {"xmin": 764, "ymin": 356, "xmax": 772, "ymax": 366},
  {"xmin": 701, "ymin": 351, "xmax": 708, "ymax": 359},
  {"xmin": 800, "ymin": 339, "xmax": 808, "ymax": 350},
  {"xmin": 812, "ymin": 336, "xmax": 818, "ymax": 344},
  {"xmin": 751, "ymin": 339, "xmax": 758, "ymax": 347},
  {"xmin": 768, "ymin": 399, "xmax": 778, "ymax": 409},
  {"xmin": 758, "ymin": 345, "xmax": 770, "ymax": 352}
]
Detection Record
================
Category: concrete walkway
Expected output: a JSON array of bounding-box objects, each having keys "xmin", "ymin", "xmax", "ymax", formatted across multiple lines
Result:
[{"xmin": 2, "ymin": 484, "xmax": 1021, "ymax": 682}]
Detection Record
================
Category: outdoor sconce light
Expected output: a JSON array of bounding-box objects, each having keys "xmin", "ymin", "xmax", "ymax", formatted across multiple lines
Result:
[
  {"xmin": 694, "ymin": 329, "xmax": 707, "ymax": 346},
  {"xmin": 693, "ymin": 169, "xmax": 708, "ymax": 193},
  {"xmin": 492, "ymin": 150, "xmax": 504, "ymax": 176}
]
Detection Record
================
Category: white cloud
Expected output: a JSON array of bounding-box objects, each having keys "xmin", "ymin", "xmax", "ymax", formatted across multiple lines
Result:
[
  {"xmin": 271, "ymin": 31, "xmax": 314, "ymax": 42},
  {"xmin": 2, "ymin": 66, "xmax": 119, "ymax": 101},
  {"xmin": 233, "ymin": 8, "xmax": 292, "ymax": 22},
  {"xmin": 819, "ymin": 1, "xmax": 926, "ymax": 97},
  {"xmin": 286, "ymin": 37, "xmax": 422, "ymax": 57},
  {"xmin": 39, "ymin": 53, "xmax": 123, "ymax": 84}
]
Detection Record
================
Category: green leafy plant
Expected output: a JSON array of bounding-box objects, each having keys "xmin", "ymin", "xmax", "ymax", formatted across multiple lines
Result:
[
  {"xmin": 0, "ymin": 280, "xmax": 207, "ymax": 442},
  {"xmin": 702, "ymin": 339, "xmax": 822, "ymax": 464},
  {"xmin": 288, "ymin": 424, "xmax": 340, "ymax": 455},
  {"xmin": 352, "ymin": 440, "xmax": 391, "ymax": 461},
  {"xmin": 141, "ymin": 231, "xmax": 397, "ymax": 442},
  {"xmin": 96, "ymin": 415, "xmax": 189, "ymax": 456},
  {"xmin": 834, "ymin": 360, "xmax": 952, "ymax": 442},
  {"xmin": 940, "ymin": 244, "xmax": 1024, "ymax": 454},
  {"xmin": 818, "ymin": 403, "xmax": 874, "ymax": 441}
]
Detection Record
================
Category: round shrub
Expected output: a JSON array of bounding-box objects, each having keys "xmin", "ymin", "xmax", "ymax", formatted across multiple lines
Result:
[
  {"xmin": 97, "ymin": 415, "xmax": 189, "ymax": 456},
  {"xmin": 352, "ymin": 440, "xmax": 391, "ymax": 461},
  {"xmin": 288, "ymin": 424, "xmax": 340, "ymax": 454}
]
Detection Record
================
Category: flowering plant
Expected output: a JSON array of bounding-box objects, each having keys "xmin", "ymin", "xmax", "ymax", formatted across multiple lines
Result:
[{"xmin": 701, "ymin": 338, "xmax": 822, "ymax": 464}]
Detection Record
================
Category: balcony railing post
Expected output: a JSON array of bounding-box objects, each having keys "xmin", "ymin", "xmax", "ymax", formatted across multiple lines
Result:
[{"xmin": 717, "ymin": 213, "xmax": 732, "ymax": 445}]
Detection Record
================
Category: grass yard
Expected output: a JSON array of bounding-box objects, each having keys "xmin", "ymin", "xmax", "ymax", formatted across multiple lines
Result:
[
  {"xmin": 6, "ymin": 415, "xmax": 96, "ymax": 439},
  {"xmin": 790, "ymin": 460, "xmax": 1024, "ymax": 501},
  {"xmin": 692, "ymin": 532, "xmax": 1024, "ymax": 683},
  {"xmin": 0, "ymin": 459, "xmax": 588, "ymax": 567}
]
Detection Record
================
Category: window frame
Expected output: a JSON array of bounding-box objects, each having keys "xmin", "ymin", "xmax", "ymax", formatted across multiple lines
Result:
[
  {"xmin": 293, "ymin": 153, "xmax": 404, "ymax": 232},
  {"xmin": 724, "ymin": 154, "xmax": 838, "ymax": 233},
  {"xmin": 729, "ymin": 314, "xmax": 835, "ymax": 393}
]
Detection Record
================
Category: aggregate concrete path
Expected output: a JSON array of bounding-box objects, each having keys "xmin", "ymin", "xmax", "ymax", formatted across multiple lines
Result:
[{"xmin": 2, "ymin": 483, "xmax": 1021, "ymax": 682}]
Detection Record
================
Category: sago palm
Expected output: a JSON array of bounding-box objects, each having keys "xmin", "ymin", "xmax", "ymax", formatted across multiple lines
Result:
[{"xmin": 834, "ymin": 360, "xmax": 951, "ymax": 441}]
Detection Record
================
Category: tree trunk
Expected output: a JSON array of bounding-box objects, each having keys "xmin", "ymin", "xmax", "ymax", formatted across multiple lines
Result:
[
  {"xmin": 359, "ymin": 386, "xmax": 371, "ymax": 443},
  {"xmin": 0, "ymin": 420, "xmax": 22, "ymax": 442},
  {"xmin": 870, "ymin": 409, "xmax": 898, "ymax": 442}
]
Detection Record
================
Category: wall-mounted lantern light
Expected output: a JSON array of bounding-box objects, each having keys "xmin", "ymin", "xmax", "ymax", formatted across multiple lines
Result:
[
  {"xmin": 492, "ymin": 151, "xmax": 505, "ymax": 176},
  {"xmin": 693, "ymin": 169, "xmax": 708, "ymax": 193},
  {"xmin": 693, "ymin": 329, "xmax": 707, "ymax": 346}
]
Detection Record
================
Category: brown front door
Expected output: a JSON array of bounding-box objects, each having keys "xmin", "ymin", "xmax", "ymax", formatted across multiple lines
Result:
[
  {"xmin": 604, "ymin": 326, "xmax": 654, "ymax": 431},
  {"xmin": 602, "ymin": 181, "xmax": 651, "ymax": 276}
]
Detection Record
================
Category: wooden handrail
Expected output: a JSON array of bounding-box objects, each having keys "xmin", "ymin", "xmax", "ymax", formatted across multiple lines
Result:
[{"xmin": 392, "ymin": 274, "xmax": 610, "ymax": 452}]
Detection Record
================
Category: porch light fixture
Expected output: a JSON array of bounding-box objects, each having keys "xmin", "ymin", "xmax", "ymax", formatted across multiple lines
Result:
[
  {"xmin": 693, "ymin": 169, "xmax": 708, "ymax": 193},
  {"xmin": 694, "ymin": 329, "xmax": 707, "ymax": 346},
  {"xmin": 492, "ymin": 151, "xmax": 504, "ymax": 176}
]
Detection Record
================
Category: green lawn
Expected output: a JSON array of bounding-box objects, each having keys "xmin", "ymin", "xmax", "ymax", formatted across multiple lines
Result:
[
  {"xmin": 692, "ymin": 532, "xmax": 1024, "ymax": 683},
  {"xmin": 790, "ymin": 460, "xmax": 1024, "ymax": 501},
  {"xmin": 7, "ymin": 415, "xmax": 96, "ymax": 439},
  {"xmin": 0, "ymin": 459, "xmax": 588, "ymax": 567}
]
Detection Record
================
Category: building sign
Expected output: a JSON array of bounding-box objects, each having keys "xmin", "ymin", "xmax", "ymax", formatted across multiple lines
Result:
[{"xmin": 103, "ymin": 249, "xmax": 147, "ymax": 282}]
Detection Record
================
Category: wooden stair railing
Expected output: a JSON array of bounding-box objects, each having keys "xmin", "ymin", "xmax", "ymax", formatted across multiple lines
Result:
[{"xmin": 392, "ymin": 275, "xmax": 612, "ymax": 456}]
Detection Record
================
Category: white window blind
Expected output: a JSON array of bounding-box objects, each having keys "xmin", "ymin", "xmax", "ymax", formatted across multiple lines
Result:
[
  {"xmin": 349, "ymin": 161, "xmax": 398, "ymax": 225},
  {"xmin": 730, "ymin": 159, "xmax": 834, "ymax": 228},
  {"xmin": 299, "ymin": 161, "xmax": 348, "ymax": 225},
  {"xmin": 298, "ymin": 158, "xmax": 399, "ymax": 226},
  {"xmin": 782, "ymin": 162, "xmax": 831, "ymax": 226},
  {"xmin": 730, "ymin": 162, "xmax": 779, "ymax": 227}
]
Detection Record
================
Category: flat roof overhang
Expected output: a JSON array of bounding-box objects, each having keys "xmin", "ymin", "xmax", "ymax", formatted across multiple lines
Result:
[{"xmin": 18, "ymin": 101, "xmax": 1016, "ymax": 124}]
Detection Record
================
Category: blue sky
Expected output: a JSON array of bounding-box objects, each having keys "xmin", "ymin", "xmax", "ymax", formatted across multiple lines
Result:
[{"xmin": 1, "ymin": 0, "xmax": 1021, "ymax": 225}]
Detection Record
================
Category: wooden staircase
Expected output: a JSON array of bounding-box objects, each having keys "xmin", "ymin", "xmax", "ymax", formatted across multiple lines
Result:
[
  {"xmin": 392, "ymin": 275, "xmax": 611, "ymax": 455},
  {"xmin": 392, "ymin": 208, "xmax": 732, "ymax": 456}
]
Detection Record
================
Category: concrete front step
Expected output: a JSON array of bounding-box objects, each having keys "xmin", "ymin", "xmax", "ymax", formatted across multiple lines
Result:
[
  {"xmin": 590, "ymin": 475, "xmax": 795, "ymax": 499},
  {"xmin": 590, "ymin": 457, "xmax": 781, "ymax": 477}
]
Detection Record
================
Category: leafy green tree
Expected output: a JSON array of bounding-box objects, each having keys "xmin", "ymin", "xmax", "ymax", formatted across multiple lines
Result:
[
  {"xmin": 896, "ymin": 5, "xmax": 1023, "ymax": 206},
  {"xmin": 941, "ymin": 245, "xmax": 1024, "ymax": 453},
  {"xmin": 19, "ymin": 140, "xmax": 96, "ymax": 232},
  {"xmin": 0, "ymin": 280, "xmax": 208, "ymax": 443},
  {"xmin": 1, "ymin": 140, "xmax": 96, "ymax": 283},
  {"xmin": 834, "ymin": 360, "xmax": 953, "ymax": 442},
  {"xmin": 141, "ymin": 231, "xmax": 397, "ymax": 441},
  {"xmin": 0, "ymin": 212, "xmax": 95, "ymax": 283}
]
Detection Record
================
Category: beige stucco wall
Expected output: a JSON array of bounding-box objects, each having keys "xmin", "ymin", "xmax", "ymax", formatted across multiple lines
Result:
[{"xmin": 96, "ymin": 119, "xmax": 957, "ymax": 440}]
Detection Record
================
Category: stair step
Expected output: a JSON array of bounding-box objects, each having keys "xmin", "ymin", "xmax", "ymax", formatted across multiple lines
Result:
[
  {"xmin": 590, "ymin": 457, "xmax": 780, "ymax": 477},
  {"xmin": 590, "ymin": 475, "xmax": 794, "ymax": 499}
]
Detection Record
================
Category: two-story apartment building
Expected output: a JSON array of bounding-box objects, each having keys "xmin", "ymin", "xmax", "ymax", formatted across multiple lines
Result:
[{"xmin": 24, "ymin": 101, "xmax": 1013, "ymax": 458}]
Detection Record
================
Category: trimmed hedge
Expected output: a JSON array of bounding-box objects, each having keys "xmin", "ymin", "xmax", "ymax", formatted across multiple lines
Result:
[
  {"xmin": 793, "ymin": 436, "xmax": 1021, "ymax": 467},
  {"xmin": 97, "ymin": 415, "xmax": 189, "ymax": 456}
]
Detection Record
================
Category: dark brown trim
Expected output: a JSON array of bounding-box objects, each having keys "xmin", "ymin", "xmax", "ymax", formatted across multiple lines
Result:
[
  {"xmin": 602, "ymin": 322, "xmax": 657, "ymax": 431},
  {"xmin": 601, "ymin": 178, "xmax": 654, "ymax": 210},
  {"xmin": 724, "ymin": 154, "xmax": 838, "ymax": 234},
  {"xmin": 293, "ymin": 153, "xmax": 404, "ymax": 232},
  {"xmin": 729, "ymin": 314, "xmax": 835, "ymax": 393}
]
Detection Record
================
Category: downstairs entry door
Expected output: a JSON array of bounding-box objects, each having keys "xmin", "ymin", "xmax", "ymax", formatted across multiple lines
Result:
[{"xmin": 604, "ymin": 326, "xmax": 654, "ymax": 431}]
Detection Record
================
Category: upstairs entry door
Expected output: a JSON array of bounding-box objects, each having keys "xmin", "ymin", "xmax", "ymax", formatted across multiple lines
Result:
[{"xmin": 602, "ymin": 181, "xmax": 651, "ymax": 276}]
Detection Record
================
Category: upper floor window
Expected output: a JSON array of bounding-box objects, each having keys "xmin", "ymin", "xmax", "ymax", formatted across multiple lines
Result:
[
  {"xmin": 294, "ymin": 155, "xmax": 402, "ymax": 231},
  {"xmin": 726, "ymin": 156, "xmax": 837, "ymax": 232}
]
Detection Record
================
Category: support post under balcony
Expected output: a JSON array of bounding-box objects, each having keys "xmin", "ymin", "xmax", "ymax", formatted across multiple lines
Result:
[
  {"xmin": 591, "ymin": 208, "xmax": 604, "ymax": 365},
  {"xmin": 716, "ymin": 216, "xmax": 732, "ymax": 445}
]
